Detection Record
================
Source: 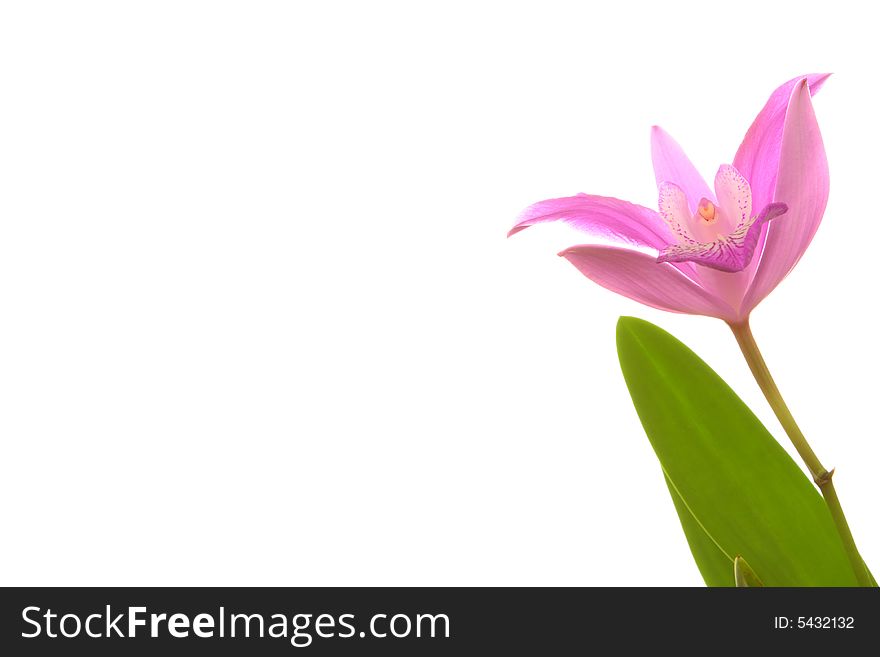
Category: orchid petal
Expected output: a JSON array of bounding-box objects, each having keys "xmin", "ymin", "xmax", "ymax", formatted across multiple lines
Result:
[
  {"xmin": 651, "ymin": 126, "xmax": 713, "ymax": 211},
  {"xmin": 658, "ymin": 182, "xmax": 693, "ymax": 241},
  {"xmin": 509, "ymin": 193, "xmax": 672, "ymax": 250},
  {"xmin": 658, "ymin": 203, "xmax": 787, "ymax": 273},
  {"xmin": 743, "ymin": 81, "xmax": 829, "ymax": 312},
  {"xmin": 714, "ymin": 164, "xmax": 752, "ymax": 231},
  {"xmin": 733, "ymin": 73, "xmax": 830, "ymax": 212},
  {"xmin": 560, "ymin": 244, "xmax": 736, "ymax": 320}
]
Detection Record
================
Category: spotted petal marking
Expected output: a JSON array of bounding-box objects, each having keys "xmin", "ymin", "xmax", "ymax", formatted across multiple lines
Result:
[
  {"xmin": 658, "ymin": 182, "xmax": 693, "ymax": 241},
  {"xmin": 715, "ymin": 164, "xmax": 752, "ymax": 228},
  {"xmin": 657, "ymin": 203, "xmax": 788, "ymax": 272}
]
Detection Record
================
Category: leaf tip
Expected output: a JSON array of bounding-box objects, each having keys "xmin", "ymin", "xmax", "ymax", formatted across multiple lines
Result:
[
  {"xmin": 615, "ymin": 315, "xmax": 639, "ymax": 339},
  {"xmin": 616, "ymin": 315, "xmax": 655, "ymax": 353}
]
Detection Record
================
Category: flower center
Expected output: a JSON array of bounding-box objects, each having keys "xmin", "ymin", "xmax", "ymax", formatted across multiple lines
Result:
[
  {"xmin": 697, "ymin": 198, "xmax": 717, "ymax": 224},
  {"xmin": 656, "ymin": 165, "xmax": 788, "ymax": 273}
]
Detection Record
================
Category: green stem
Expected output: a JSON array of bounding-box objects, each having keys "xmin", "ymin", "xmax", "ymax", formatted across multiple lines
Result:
[{"xmin": 728, "ymin": 318, "xmax": 871, "ymax": 587}]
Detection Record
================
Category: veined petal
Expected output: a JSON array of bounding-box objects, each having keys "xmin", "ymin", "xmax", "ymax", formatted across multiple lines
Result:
[
  {"xmin": 743, "ymin": 81, "xmax": 829, "ymax": 312},
  {"xmin": 733, "ymin": 73, "xmax": 830, "ymax": 212},
  {"xmin": 651, "ymin": 126, "xmax": 713, "ymax": 211},
  {"xmin": 714, "ymin": 164, "xmax": 751, "ymax": 232},
  {"xmin": 560, "ymin": 244, "xmax": 736, "ymax": 320},
  {"xmin": 509, "ymin": 193, "xmax": 672, "ymax": 250},
  {"xmin": 658, "ymin": 203, "xmax": 787, "ymax": 273},
  {"xmin": 658, "ymin": 182, "xmax": 693, "ymax": 240}
]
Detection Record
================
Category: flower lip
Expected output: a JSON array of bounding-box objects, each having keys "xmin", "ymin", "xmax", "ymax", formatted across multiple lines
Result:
[{"xmin": 657, "ymin": 202, "xmax": 788, "ymax": 273}]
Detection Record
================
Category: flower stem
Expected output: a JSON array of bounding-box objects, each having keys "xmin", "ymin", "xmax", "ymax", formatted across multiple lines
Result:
[{"xmin": 728, "ymin": 318, "xmax": 871, "ymax": 587}]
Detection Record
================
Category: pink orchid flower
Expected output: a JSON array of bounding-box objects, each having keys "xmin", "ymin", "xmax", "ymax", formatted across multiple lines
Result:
[{"xmin": 509, "ymin": 75, "xmax": 829, "ymax": 323}]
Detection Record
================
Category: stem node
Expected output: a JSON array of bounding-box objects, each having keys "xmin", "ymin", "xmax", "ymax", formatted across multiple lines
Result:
[{"xmin": 814, "ymin": 468, "xmax": 835, "ymax": 488}]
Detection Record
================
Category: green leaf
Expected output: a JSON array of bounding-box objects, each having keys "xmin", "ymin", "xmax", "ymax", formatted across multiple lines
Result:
[
  {"xmin": 616, "ymin": 316, "xmax": 857, "ymax": 586},
  {"xmin": 734, "ymin": 556, "xmax": 764, "ymax": 587}
]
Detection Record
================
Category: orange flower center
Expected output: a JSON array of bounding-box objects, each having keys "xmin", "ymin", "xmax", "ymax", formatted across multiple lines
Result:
[{"xmin": 697, "ymin": 198, "xmax": 717, "ymax": 224}]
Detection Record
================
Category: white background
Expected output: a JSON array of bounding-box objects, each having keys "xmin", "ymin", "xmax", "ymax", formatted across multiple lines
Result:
[{"xmin": 1, "ymin": 1, "xmax": 877, "ymax": 586}]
